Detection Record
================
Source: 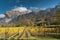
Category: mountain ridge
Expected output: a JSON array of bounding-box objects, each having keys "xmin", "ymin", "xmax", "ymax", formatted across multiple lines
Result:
[{"xmin": 0, "ymin": 5, "xmax": 60, "ymax": 26}]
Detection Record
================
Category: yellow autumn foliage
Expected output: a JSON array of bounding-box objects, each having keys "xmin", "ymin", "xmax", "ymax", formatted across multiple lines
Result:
[{"xmin": 0, "ymin": 27, "xmax": 60, "ymax": 35}]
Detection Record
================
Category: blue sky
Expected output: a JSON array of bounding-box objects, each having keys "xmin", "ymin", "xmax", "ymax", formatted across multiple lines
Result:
[{"xmin": 0, "ymin": 0, "xmax": 60, "ymax": 14}]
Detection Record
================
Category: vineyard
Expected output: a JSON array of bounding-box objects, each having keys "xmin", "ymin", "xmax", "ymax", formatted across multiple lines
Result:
[{"xmin": 0, "ymin": 27, "xmax": 60, "ymax": 40}]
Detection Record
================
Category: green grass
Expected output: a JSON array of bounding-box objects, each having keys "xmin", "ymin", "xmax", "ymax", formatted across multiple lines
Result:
[{"xmin": 36, "ymin": 37, "xmax": 60, "ymax": 40}]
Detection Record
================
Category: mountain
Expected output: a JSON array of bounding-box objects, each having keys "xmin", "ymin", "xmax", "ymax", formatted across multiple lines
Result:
[{"xmin": 0, "ymin": 5, "xmax": 60, "ymax": 26}]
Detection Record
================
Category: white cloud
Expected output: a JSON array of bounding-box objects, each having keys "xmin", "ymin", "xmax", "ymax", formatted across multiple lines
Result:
[
  {"xmin": 27, "ymin": 10, "xmax": 32, "ymax": 13},
  {"xmin": 40, "ymin": 8, "xmax": 46, "ymax": 10},
  {"xmin": 12, "ymin": 6, "xmax": 32, "ymax": 13},
  {"xmin": 12, "ymin": 7, "xmax": 28, "ymax": 12},
  {"xmin": 0, "ymin": 14, "xmax": 5, "ymax": 18},
  {"xmin": 30, "ymin": 7, "xmax": 39, "ymax": 9}
]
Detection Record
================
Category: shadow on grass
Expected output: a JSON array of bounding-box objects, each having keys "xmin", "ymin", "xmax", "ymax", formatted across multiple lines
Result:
[{"xmin": 46, "ymin": 34, "xmax": 60, "ymax": 39}]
